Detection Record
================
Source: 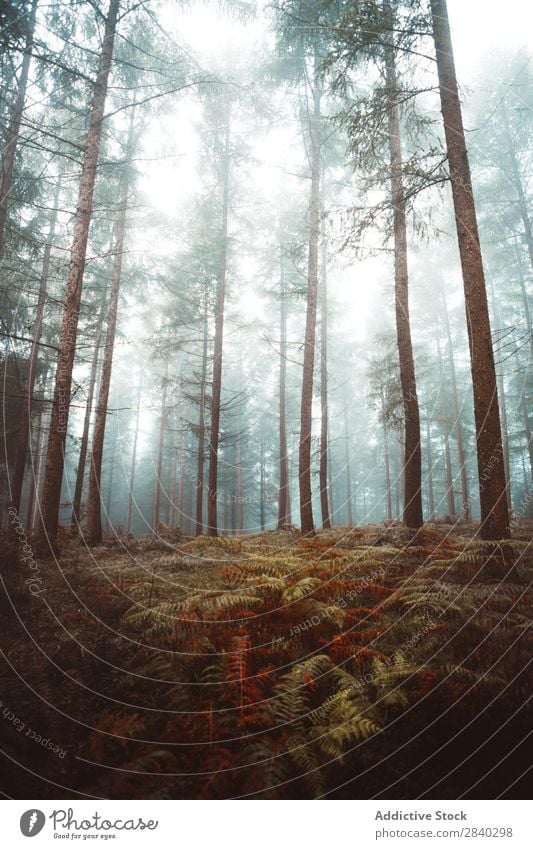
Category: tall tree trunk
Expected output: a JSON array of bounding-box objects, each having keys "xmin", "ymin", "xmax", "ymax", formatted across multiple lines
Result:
[
  {"xmin": 278, "ymin": 258, "xmax": 291, "ymax": 528},
  {"xmin": 430, "ymin": 0, "xmax": 510, "ymax": 539},
  {"xmin": 38, "ymin": 0, "xmax": 120, "ymax": 549},
  {"xmin": 152, "ymin": 362, "xmax": 168, "ymax": 534},
  {"xmin": 71, "ymin": 287, "xmax": 107, "ymax": 528},
  {"xmin": 512, "ymin": 239, "xmax": 533, "ymax": 365},
  {"xmin": 195, "ymin": 289, "xmax": 209, "ymax": 535},
  {"xmin": 319, "ymin": 226, "xmax": 331, "ymax": 529},
  {"xmin": 299, "ymin": 69, "xmax": 321, "ymax": 537},
  {"xmin": 0, "ymin": 0, "xmax": 38, "ymax": 252},
  {"xmin": 126, "ymin": 372, "xmax": 143, "ymax": 535},
  {"xmin": 85, "ymin": 112, "xmax": 133, "ymax": 544},
  {"xmin": 177, "ymin": 402, "xmax": 190, "ymax": 532},
  {"xmin": 207, "ymin": 120, "xmax": 230, "ymax": 537},
  {"xmin": 29, "ymin": 392, "xmax": 51, "ymax": 530},
  {"xmin": 236, "ymin": 424, "xmax": 244, "ymax": 533},
  {"xmin": 169, "ymin": 425, "xmax": 179, "ymax": 530},
  {"xmin": 441, "ymin": 289, "xmax": 471, "ymax": 520},
  {"xmin": 343, "ymin": 406, "xmax": 353, "ymax": 525},
  {"xmin": 24, "ymin": 359, "xmax": 50, "ymax": 530},
  {"xmin": 384, "ymin": 0, "xmax": 423, "ymax": 529},
  {"xmin": 259, "ymin": 428, "xmax": 266, "ymax": 531},
  {"xmin": 24, "ymin": 405, "xmax": 42, "ymax": 530},
  {"xmin": 394, "ymin": 443, "xmax": 401, "ymax": 520},
  {"xmin": 487, "ymin": 277, "xmax": 513, "ymax": 512},
  {"xmin": 426, "ymin": 420, "xmax": 435, "ymax": 518},
  {"xmin": 10, "ymin": 178, "xmax": 59, "ymax": 518},
  {"xmin": 522, "ymin": 400, "xmax": 533, "ymax": 482},
  {"xmin": 436, "ymin": 333, "xmax": 456, "ymax": 516},
  {"xmin": 442, "ymin": 418, "xmax": 455, "ymax": 516},
  {"xmin": 104, "ymin": 426, "xmax": 117, "ymax": 533},
  {"xmin": 381, "ymin": 389, "xmax": 392, "ymax": 521},
  {"xmin": 502, "ymin": 102, "xmax": 533, "ymax": 275}
]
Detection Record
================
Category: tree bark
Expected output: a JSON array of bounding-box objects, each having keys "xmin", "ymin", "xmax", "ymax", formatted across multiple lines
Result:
[
  {"xmin": 10, "ymin": 177, "xmax": 59, "ymax": 518},
  {"xmin": 319, "ymin": 225, "xmax": 331, "ymax": 528},
  {"xmin": 430, "ymin": 0, "xmax": 510, "ymax": 539},
  {"xmin": 195, "ymin": 288, "xmax": 209, "ymax": 535},
  {"xmin": 207, "ymin": 119, "xmax": 230, "ymax": 537},
  {"xmin": 0, "ymin": 0, "xmax": 38, "ymax": 253},
  {"xmin": 384, "ymin": 0, "xmax": 423, "ymax": 529},
  {"xmin": 299, "ymin": 69, "xmax": 321, "ymax": 537},
  {"xmin": 38, "ymin": 0, "xmax": 120, "ymax": 549},
  {"xmin": 71, "ymin": 287, "xmax": 107, "ymax": 528},
  {"xmin": 277, "ymin": 258, "xmax": 291, "ymax": 528}
]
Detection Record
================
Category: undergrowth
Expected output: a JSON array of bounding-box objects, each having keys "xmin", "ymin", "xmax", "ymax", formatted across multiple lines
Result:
[{"xmin": 0, "ymin": 522, "xmax": 531, "ymax": 799}]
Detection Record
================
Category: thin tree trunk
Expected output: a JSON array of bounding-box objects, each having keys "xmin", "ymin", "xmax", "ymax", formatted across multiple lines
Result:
[
  {"xmin": 104, "ymin": 426, "xmax": 117, "ymax": 533},
  {"xmin": 24, "ymin": 405, "xmax": 42, "ymax": 531},
  {"xmin": 30, "ymin": 395, "xmax": 51, "ymax": 530},
  {"xmin": 195, "ymin": 289, "xmax": 209, "ymax": 535},
  {"xmin": 71, "ymin": 287, "xmax": 107, "ymax": 528},
  {"xmin": 259, "ymin": 428, "xmax": 265, "ymax": 531},
  {"xmin": 177, "ymin": 403, "xmax": 190, "ymax": 532},
  {"xmin": 0, "ymin": 0, "xmax": 38, "ymax": 252},
  {"xmin": 10, "ymin": 178, "xmax": 59, "ymax": 517},
  {"xmin": 512, "ymin": 239, "xmax": 533, "ymax": 365},
  {"xmin": 497, "ymin": 370, "xmax": 512, "ymax": 512},
  {"xmin": 207, "ymin": 119, "xmax": 230, "ymax": 537},
  {"xmin": 278, "ymin": 257, "xmax": 291, "ymax": 528},
  {"xmin": 85, "ymin": 111, "xmax": 132, "ymax": 544},
  {"xmin": 430, "ymin": 0, "xmax": 510, "ymax": 540},
  {"xmin": 24, "ymin": 357, "xmax": 50, "ymax": 530},
  {"xmin": 384, "ymin": 0, "xmax": 423, "ymax": 529},
  {"xmin": 487, "ymin": 277, "xmax": 513, "ymax": 513},
  {"xmin": 343, "ymin": 407, "xmax": 353, "ymax": 525},
  {"xmin": 441, "ymin": 289, "xmax": 471, "ymax": 520},
  {"xmin": 381, "ymin": 389, "xmax": 392, "ymax": 521},
  {"xmin": 152, "ymin": 363, "xmax": 168, "ymax": 533},
  {"xmin": 236, "ymin": 425, "xmax": 244, "ymax": 533},
  {"xmin": 442, "ymin": 418, "xmax": 455, "ymax": 516},
  {"xmin": 522, "ymin": 400, "xmax": 533, "ymax": 482},
  {"xmin": 169, "ymin": 426, "xmax": 179, "ymax": 530},
  {"xmin": 436, "ymin": 332, "xmax": 456, "ymax": 516},
  {"xmin": 319, "ymin": 225, "xmax": 331, "ymax": 529},
  {"xmin": 38, "ymin": 0, "xmax": 120, "ymax": 549},
  {"xmin": 426, "ymin": 420, "xmax": 435, "ymax": 518},
  {"xmin": 299, "ymin": 67, "xmax": 321, "ymax": 537},
  {"xmin": 126, "ymin": 372, "xmax": 143, "ymax": 535},
  {"xmin": 502, "ymin": 102, "xmax": 533, "ymax": 275}
]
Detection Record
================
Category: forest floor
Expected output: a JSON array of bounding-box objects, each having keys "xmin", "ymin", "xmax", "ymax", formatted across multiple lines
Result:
[{"xmin": 0, "ymin": 521, "xmax": 532, "ymax": 799}]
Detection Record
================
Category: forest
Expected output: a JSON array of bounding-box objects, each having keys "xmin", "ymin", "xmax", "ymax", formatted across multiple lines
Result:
[{"xmin": 0, "ymin": 0, "xmax": 532, "ymax": 801}]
